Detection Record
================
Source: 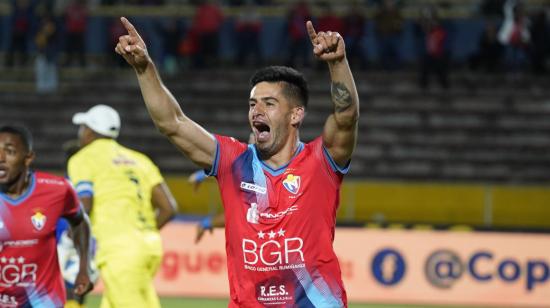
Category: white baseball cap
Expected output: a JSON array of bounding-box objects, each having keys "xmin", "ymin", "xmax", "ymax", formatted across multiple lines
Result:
[{"xmin": 72, "ymin": 105, "xmax": 121, "ymax": 138}]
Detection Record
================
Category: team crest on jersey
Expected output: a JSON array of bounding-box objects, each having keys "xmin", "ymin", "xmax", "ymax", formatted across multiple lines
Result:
[
  {"xmin": 31, "ymin": 211, "xmax": 47, "ymax": 231},
  {"xmin": 282, "ymin": 174, "xmax": 300, "ymax": 194}
]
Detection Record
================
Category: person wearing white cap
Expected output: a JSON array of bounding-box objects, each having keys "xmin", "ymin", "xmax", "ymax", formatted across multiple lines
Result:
[
  {"xmin": 67, "ymin": 104, "xmax": 178, "ymax": 308},
  {"xmin": 72, "ymin": 104, "xmax": 121, "ymax": 140}
]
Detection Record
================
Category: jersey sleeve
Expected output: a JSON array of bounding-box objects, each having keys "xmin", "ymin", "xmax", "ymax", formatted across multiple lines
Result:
[
  {"xmin": 144, "ymin": 157, "xmax": 164, "ymax": 188},
  {"xmin": 312, "ymin": 137, "xmax": 351, "ymax": 184},
  {"xmin": 67, "ymin": 153, "xmax": 95, "ymax": 198},
  {"xmin": 206, "ymin": 135, "xmax": 248, "ymax": 178},
  {"xmin": 62, "ymin": 180, "xmax": 84, "ymax": 219}
]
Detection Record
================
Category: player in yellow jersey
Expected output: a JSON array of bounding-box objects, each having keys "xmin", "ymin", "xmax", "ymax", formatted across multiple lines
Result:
[{"xmin": 67, "ymin": 104, "xmax": 177, "ymax": 308}]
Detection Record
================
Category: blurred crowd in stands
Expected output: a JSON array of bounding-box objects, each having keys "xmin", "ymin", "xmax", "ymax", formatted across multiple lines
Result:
[{"xmin": 2, "ymin": 0, "xmax": 549, "ymax": 92}]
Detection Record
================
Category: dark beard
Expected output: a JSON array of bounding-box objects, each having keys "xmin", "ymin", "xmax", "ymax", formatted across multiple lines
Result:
[
  {"xmin": 256, "ymin": 145, "xmax": 272, "ymax": 160},
  {"xmin": 255, "ymin": 143, "xmax": 277, "ymax": 161}
]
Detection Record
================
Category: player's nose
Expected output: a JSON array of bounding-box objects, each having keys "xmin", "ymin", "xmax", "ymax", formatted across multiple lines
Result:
[{"xmin": 252, "ymin": 104, "xmax": 266, "ymax": 117}]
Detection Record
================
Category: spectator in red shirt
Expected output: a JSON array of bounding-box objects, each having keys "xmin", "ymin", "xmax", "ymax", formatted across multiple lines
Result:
[
  {"xmin": 415, "ymin": 5, "xmax": 451, "ymax": 90},
  {"xmin": 191, "ymin": 0, "xmax": 224, "ymax": 68},
  {"xmin": 64, "ymin": 0, "xmax": 89, "ymax": 67},
  {"xmin": 317, "ymin": 2, "xmax": 344, "ymax": 34},
  {"xmin": 234, "ymin": 1, "xmax": 262, "ymax": 66},
  {"xmin": 285, "ymin": 1, "xmax": 311, "ymax": 67}
]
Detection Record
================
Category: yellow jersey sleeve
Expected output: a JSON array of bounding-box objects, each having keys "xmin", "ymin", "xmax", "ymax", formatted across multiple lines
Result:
[
  {"xmin": 68, "ymin": 152, "xmax": 95, "ymax": 198},
  {"xmin": 144, "ymin": 158, "xmax": 163, "ymax": 189}
]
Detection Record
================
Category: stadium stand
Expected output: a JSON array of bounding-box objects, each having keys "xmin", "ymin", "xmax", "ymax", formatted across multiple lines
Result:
[{"xmin": 2, "ymin": 68, "xmax": 549, "ymax": 183}]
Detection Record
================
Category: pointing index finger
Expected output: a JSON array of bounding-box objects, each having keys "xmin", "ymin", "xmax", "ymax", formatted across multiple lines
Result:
[
  {"xmin": 306, "ymin": 20, "xmax": 317, "ymax": 43},
  {"xmin": 120, "ymin": 17, "xmax": 139, "ymax": 37}
]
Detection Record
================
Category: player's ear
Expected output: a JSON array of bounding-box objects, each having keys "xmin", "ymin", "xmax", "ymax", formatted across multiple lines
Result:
[
  {"xmin": 291, "ymin": 106, "xmax": 305, "ymax": 127},
  {"xmin": 24, "ymin": 151, "xmax": 35, "ymax": 168}
]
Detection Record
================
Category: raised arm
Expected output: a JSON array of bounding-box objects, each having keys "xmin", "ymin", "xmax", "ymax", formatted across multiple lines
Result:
[
  {"xmin": 115, "ymin": 17, "xmax": 216, "ymax": 168},
  {"xmin": 306, "ymin": 21, "xmax": 360, "ymax": 167}
]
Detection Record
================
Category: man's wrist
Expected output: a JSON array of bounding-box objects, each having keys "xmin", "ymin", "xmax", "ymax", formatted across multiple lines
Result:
[
  {"xmin": 327, "ymin": 57, "xmax": 347, "ymax": 67},
  {"xmin": 135, "ymin": 60, "xmax": 153, "ymax": 75}
]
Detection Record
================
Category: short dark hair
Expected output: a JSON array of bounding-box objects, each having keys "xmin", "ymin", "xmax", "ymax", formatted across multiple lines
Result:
[
  {"xmin": 0, "ymin": 125, "xmax": 33, "ymax": 152},
  {"xmin": 250, "ymin": 66, "xmax": 308, "ymax": 108}
]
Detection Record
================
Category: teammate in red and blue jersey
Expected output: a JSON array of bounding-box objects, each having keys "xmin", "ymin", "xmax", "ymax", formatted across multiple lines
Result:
[
  {"xmin": 0, "ymin": 125, "xmax": 93, "ymax": 307},
  {"xmin": 117, "ymin": 17, "xmax": 359, "ymax": 307}
]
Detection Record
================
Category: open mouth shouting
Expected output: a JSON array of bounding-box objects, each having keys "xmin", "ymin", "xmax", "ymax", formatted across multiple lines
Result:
[
  {"xmin": 252, "ymin": 120, "xmax": 271, "ymax": 143},
  {"xmin": 0, "ymin": 166, "xmax": 7, "ymax": 181}
]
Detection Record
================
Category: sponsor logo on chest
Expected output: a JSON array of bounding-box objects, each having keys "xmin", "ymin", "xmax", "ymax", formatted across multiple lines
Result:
[
  {"xmin": 246, "ymin": 204, "xmax": 299, "ymax": 224},
  {"xmin": 37, "ymin": 178, "xmax": 65, "ymax": 186},
  {"xmin": 0, "ymin": 256, "xmax": 38, "ymax": 287},
  {"xmin": 0, "ymin": 240, "xmax": 38, "ymax": 252},
  {"xmin": 243, "ymin": 228, "xmax": 305, "ymax": 269},
  {"xmin": 240, "ymin": 182, "xmax": 267, "ymax": 194}
]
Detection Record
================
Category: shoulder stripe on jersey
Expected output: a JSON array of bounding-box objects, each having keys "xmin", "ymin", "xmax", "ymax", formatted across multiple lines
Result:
[
  {"xmin": 75, "ymin": 181, "xmax": 94, "ymax": 194},
  {"xmin": 322, "ymin": 146, "xmax": 351, "ymax": 174},
  {"xmin": 206, "ymin": 138, "xmax": 220, "ymax": 177},
  {"xmin": 77, "ymin": 190, "xmax": 93, "ymax": 198},
  {"xmin": 0, "ymin": 172, "xmax": 36, "ymax": 205},
  {"xmin": 63, "ymin": 204, "xmax": 84, "ymax": 223}
]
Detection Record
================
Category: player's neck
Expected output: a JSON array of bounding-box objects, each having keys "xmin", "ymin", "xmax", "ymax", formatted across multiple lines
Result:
[
  {"xmin": 1, "ymin": 170, "xmax": 31, "ymax": 198},
  {"xmin": 261, "ymin": 135, "xmax": 300, "ymax": 170}
]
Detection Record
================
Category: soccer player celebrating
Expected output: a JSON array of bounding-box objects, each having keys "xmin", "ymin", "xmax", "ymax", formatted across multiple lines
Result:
[
  {"xmin": 67, "ymin": 105, "xmax": 178, "ymax": 308},
  {"xmin": 0, "ymin": 125, "xmax": 93, "ymax": 307},
  {"xmin": 116, "ymin": 17, "xmax": 359, "ymax": 307}
]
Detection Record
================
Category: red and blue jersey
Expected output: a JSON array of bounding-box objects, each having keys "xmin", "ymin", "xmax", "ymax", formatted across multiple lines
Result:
[
  {"xmin": 210, "ymin": 135, "xmax": 349, "ymax": 308},
  {"xmin": 0, "ymin": 171, "xmax": 82, "ymax": 308}
]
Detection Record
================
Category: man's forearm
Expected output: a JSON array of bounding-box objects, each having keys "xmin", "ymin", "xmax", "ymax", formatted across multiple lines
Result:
[
  {"xmin": 156, "ymin": 208, "xmax": 175, "ymax": 229},
  {"xmin": 71, "ymin": 215, "xmax": 91, "ymax": 272},
  {"xmin": 328, "ymin": 59, "xmax": 360, "ymax": 126},
  {"xmin": 135, "ymin": 61, "xmax": 186, "ymax": 135},
  {"xmin": 152, "ymin": 182, "xmax": 177, "ymax": 230}
]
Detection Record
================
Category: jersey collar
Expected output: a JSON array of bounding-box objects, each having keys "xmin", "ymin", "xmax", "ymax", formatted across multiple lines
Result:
[
  {"xmin": 0, "ymin": 172, "xmax": 36, "ymax": 206},
  {"xmin": 259, "ymin": 142, "xmax": 304, "ymax": 176}
]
